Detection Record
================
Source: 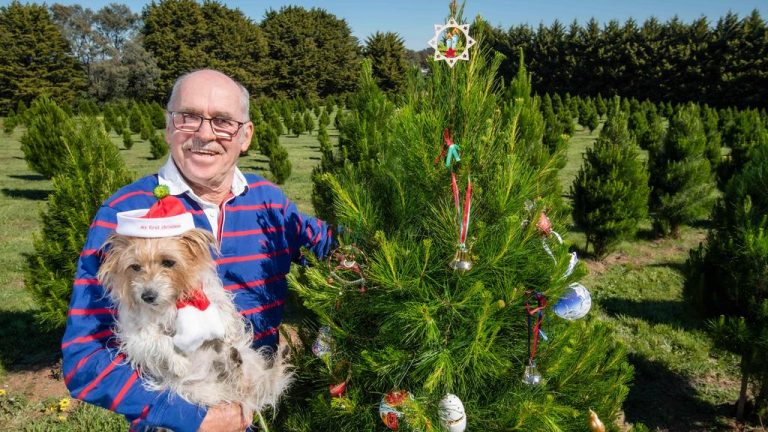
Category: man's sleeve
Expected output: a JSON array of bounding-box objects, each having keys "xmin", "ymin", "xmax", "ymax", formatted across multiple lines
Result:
[
  {"xmin": 61, "ymin": 205, "xmax": 208, "ymax": 432},
  {"xmin": 282, "ymin": 198, "xmax": 335, "ymax": 261}
]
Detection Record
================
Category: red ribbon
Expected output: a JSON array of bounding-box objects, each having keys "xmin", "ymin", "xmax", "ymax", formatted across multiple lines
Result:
[
  {"xmin": 451, "ymin": 173, "xmax": 472, "ymax": 247},
  {"xmin": 176, "ymin": 289, "xmax": 211, "ymax": 311},
  {"xmin": 526, "ymin": 293, "xmax": 547, "ymax": 361}
]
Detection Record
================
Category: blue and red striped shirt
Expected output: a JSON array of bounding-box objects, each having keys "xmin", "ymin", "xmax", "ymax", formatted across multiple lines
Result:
[{"xmin": 61, "ymin": 169, "xmax": 333, "ymax": 431}]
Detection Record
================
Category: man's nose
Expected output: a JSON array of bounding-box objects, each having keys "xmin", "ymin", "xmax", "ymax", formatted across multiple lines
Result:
[{"xmin": 196, "ymin": 118, "xmax": 217, "ymax": 140}]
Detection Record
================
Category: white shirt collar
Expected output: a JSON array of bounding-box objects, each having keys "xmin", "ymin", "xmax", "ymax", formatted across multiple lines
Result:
[{"xmin": 158, "ymin": 157, "xmax": 248, "ymax": 200}]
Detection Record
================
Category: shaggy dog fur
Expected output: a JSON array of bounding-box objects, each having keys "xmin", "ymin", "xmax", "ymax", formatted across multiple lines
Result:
[{"xmin": 97, "ymin": 229, "xmax": 292, "ymax": 416}]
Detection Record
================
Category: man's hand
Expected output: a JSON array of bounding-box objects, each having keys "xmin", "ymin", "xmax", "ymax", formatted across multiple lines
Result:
[{"xmin": 198, "ymin": 403, "xmax": 252, "ymax": 432}]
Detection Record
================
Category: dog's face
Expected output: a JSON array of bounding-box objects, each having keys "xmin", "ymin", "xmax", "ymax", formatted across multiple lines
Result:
[{"xmin": 98, "ymin": 229, "xmax": 217, "ymax": 310}]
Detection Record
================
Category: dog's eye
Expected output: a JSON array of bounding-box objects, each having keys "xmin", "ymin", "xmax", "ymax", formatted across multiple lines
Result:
[
  {"xmin": 161, "ymin": 259, "xmax": 176, "ymax": 268},
  {"xmin": 129, "ymin": 264, "xmax": 141, "ymax": 272}
]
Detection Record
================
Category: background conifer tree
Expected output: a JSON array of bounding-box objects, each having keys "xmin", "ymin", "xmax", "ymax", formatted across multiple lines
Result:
[
  {"xmin": 25, "ymin": 120, "xmax": 132, "ymax": 328},
  {"xmin": 149, "ymin": 131, "xmax": 167, "ymax": 159},
  {"xmin": 122, "ymin": 128, "xmax": 133, "ymax": 150},
  {"xmin": 718, "ymin": 109, "xmax": 768, "ymax": 188},
  {"xmin": 686, "ymin": 145, "xmax": 768, "ymax": 420},
  {"xmin": 268, "ymin": 142, "xmax": 291, "ymax": 184},
  {"xmin": 363, "ymin": 31, "xmax": 410, "ymax": 95},
  {"xmin": 649, "ymin": 104, "xmax": 717, "ymax": 236},
  {"xmin": 19, "ymin": 96, "xmax": 76, "ymax": 179},
  {"xmin": 571, "ymin": 109, "xmax": 649, "ymax": 257},
  {"xmin": 0, "ymin": 1, "xmax": 86, "ymax": 113},
  {"xmin": 277, "ymin": 23, "xmax": 631, "ymax": 430},
  {"xmin": 304, "ymin": 110, "xmax": 314, "ymax": 135}
]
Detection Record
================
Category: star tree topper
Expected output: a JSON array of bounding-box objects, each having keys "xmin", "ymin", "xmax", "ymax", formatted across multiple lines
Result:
[{"xmin": 428, "ymin": 17, "xmax": 476, "ymax": 68}]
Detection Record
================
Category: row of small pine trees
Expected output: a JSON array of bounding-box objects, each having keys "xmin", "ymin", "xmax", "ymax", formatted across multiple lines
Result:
[
  {"xmin": 568, "ymin": 95, "xmax": 767, "ymax": 257},
  {"xmin": 13, "ymin": 97, "xmax": 134, "ymax": 328}
]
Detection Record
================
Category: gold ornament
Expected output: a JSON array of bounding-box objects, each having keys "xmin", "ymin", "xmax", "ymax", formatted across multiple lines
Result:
[{"xmin": 588, "ymin": 409, "xmax": 605, "ymax": 432}]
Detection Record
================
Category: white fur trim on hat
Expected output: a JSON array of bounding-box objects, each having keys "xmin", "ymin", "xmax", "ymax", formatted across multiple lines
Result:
[{"xmin": 115, "ymin": 209, "xmax": 195, "ymax": 238}]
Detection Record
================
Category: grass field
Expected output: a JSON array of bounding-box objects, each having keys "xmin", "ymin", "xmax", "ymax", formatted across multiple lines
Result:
[{"xmin": 0, "ymin": 116, "xmax": 751, "ymax": 431}]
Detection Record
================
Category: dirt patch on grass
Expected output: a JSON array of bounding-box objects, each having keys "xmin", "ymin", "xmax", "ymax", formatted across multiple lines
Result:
[{"xmin": 1, "ymin": 361, "xmax": 68, "ymax": 401}]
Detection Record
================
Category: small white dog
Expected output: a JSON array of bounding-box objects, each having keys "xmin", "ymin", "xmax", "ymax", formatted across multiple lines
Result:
[{"xmin": 97, "ymin": 227, "xmax": 292, "ymax": 417}]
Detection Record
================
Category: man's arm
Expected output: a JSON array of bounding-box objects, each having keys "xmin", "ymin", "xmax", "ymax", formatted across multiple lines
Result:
[
  {"xmin": 62, "ymin": 204, "xmax": 208, "ymax": 431},
  {"xmin": 281, "ymin": 197, "xmax": 335, "ymax": 261}
]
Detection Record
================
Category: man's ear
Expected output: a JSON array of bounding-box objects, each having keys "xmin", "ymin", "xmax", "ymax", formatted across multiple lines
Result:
[{"xmin": 240, "ymin": 121, "xmax": 254, "ymax": 153}]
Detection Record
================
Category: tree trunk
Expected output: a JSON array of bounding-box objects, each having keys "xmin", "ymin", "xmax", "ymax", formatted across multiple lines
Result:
[{"xmin": 736, "ymin": 356, "xmax": 748, "ymax": 421}]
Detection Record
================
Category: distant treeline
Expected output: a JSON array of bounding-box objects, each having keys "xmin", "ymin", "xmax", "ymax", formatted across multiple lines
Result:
[
  {"xmin": 480, "ymin": 11, "xmax": 767, "ymax": 109},
  {"xmin": 0, "ymin": 0, "xmax": 765, "ymax": 113}
]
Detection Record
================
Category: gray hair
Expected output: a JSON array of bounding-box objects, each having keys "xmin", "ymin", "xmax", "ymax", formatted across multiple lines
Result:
[{"xmin": 166, "ymin": 69, "xmax": 250, "ymax": 120}]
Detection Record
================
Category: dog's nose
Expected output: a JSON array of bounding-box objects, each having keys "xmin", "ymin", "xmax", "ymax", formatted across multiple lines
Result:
[{"xmin": 141, "ymin": 290, "xmax": 158, "ymax": 304}]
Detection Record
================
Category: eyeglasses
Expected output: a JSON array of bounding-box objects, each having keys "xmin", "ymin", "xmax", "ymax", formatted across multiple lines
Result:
[{"xmin": 169, "ymin": 112, "xmax": 249, "ymax": 138}]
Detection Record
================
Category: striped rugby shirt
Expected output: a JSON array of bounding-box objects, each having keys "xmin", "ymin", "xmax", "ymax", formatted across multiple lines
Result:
[{"xmin": 61, "ymin": 159, "xmax": 333, "ymax": 431}]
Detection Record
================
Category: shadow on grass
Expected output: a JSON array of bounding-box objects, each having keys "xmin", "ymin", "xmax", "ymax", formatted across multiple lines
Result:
[
  {"xmin": 0, "ymin": 310, "xmax": 62, "ymax": 372},
  {"xmin": 624, "ymin": 354, "xmax": 733, "ymax": 431},
  {"xmin": 2, "ymin": 188, "xmax": 50, "ymax": 201},
  {"xmin": 7, "ymin": 174, "xmax": 45, "ymax": 181},
  {"xmin": 647, "ymin": 260, "xmax": 688, "ymax": 274},
  {"xmin": 600, "ymin": 298, "xmax": 702, "ymax": 331}
]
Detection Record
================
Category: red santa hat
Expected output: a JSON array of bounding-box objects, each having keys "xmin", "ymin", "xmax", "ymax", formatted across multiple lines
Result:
[{"xmin": 115, "ymin": 185, "xmax": 195, "ymax": 238}]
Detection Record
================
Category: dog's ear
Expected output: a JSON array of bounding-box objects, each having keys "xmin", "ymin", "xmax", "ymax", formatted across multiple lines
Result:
[
  {"xmin": 97, "ymin": 233, "xmax": 132, "ymax": 290},
  {"xmin": 178, "ymin": 229, "xmax": 218, "ymax": 260}
]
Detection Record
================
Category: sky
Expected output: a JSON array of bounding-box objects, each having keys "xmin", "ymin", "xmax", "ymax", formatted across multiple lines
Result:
[{"xmin": 4, "ymin": 0, "xmax": 766, "ymax": 50}]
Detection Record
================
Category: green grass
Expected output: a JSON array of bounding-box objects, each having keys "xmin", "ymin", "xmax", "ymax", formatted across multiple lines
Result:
[{"xmin": 0, "ymin": 115, "xmax": 747, "ymax": 431}]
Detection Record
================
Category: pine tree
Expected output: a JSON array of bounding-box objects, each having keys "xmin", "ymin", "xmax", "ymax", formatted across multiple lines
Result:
[
  {"xmin": 304, "ymin": 110, "xmax": 315, "ymax": 135},
  {"xmin": 686, "ymin": 145, "xmax": 768, "ymax": 420},
  {"xmin": 149, "ymin": 131, "xmax": 167, "ymax": 159},
  {"xmin": 25, "ymin": 120, "xmax": 132, "ymax": 328},
  {"xmin": 363, "ymin": 31, "xmax": 409, "ymax": 95},
  {"xmin": 718, "ymin": 109, "xmax": 768, "ymax": 188},
  {"xmin": 0, "ymin": 2, "xmax": 86, "ymax": 113},
  {"xmin": 701, "ymin": 105, "xmax": 722, "ymax": 172},
  {"xmin": 268, "ymin": 142, "xmax": 291, "ymax": 184},
  {"xmin": 571, "ymin": 110, "xmax": 649, "ymax": 257},
  {"xmin": 277, "ymin": 23, "xmax": 631, "ymax": 430},
  {"xmin": 595, "ymin": 93, "xmax": 607, "ymax": 118},
  {"xmin": 122, "ymin": 128, "xmax": 133, "ymax": 150},
  {"xmin": 637, "ymin": 109, "xmax": 665, "ymax": 151},
  {"xmin": 3, "ymin": 109, "xmax": 17, "ymax": 134},
  {"xmin": 140, "ymin": 114, "xmax": 154, "ymax": 141},
  {"xmin": 319, "ymin": 109, "xmax": 330, "ymax": 129},
  {"xmin": 292, "ymin": 112, "xmax": 305, "ymax": 136},
  {"xmin": 649, "ymin": 105, "xmax": 717, "ymax": 237},
  {"xmin": 128, "ymin": 102, "xmax": 142, "ymax": 133},
  {"xmin": 19, "ymin": 96, "xmax": 77, "ymax": 179}
]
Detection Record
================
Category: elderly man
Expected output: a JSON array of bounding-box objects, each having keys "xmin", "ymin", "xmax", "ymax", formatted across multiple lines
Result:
[{"xmin": 62, "ymin": 69, "xmax": 333, "ymax": 431}]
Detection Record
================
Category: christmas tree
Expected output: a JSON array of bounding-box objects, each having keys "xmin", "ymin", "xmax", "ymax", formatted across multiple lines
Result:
[
  {"xmin": 275, "ymin": 12, "xmax": 631, "ymax": 431},
  {"xmin": 571, "ymin": 108, "xmax": 649, "ymax": 258},
  {"xmin": 648, "ymin": 104, "xmax": 717, "ymax": 237}
]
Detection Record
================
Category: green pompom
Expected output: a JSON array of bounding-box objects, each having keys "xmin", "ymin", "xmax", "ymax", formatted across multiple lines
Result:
[{"xmin": 153, "ymin": 185, "xmax": 170, "ymax": 199}]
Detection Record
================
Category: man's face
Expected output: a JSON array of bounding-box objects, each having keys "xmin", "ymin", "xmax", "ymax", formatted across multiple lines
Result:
[{"xmin": 165, "ymin": 71, "xmax": 253, "ymax": 191}]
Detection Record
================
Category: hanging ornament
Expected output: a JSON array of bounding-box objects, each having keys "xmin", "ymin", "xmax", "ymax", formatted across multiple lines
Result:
[
  {"xmin": 327, "ymin": 244, "xmax": 367, "ymax": 292},
  {"xmin": 448, "ymin": 172, "xmax": 472, "ymax": 271},
  {"xmin": 537, "ymin": 212, "xmax": 565, "ymax": 263},
  {"xmin": 523, "ymin": 292, "xmax": 547, "ymax": 385},
  {"xmin": 553, "ymin": 283, "xmax": 592, "ymax": 320},
  {"xmin": 329, "ymin": 380, "xmax": 348, "ymax": 398},
  {"xmin": 588, "ymin": 409, "xmax": 606, "ymax": 432},
  {"xmin": 329, "ymin": 360, "xmax": 352, "ymax": 398},
  {"xmin": 563, "ymin": 251, "xmax": 578, "ymax": 279},
  {"xmin": 311, "ymin": 326, "xmax": 332, "ymax": 360},
  {"xmin": 428, "ymin": 17, "xmax": 476, "ymax": 68},
  {"xmin": 379, "ymin": 390, "xmax": 413, "ymax": 430},
  {"xmin": 438, "ymin": 394, "xmax": 467, "ymax": 432},
  {"xmin": 436, "ymin": 129, "xmax": 474, "ymax": 271}
]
